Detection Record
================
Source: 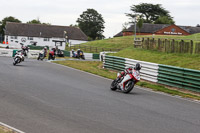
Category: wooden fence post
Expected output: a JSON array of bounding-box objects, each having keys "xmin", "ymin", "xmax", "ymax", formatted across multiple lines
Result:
[
  {"xmin": 147, "ymin": 38, "xmax": 150, "ymax": 49},
  {"xmin": 164, "ymin": 39, "xmax": 167, "ymax": 52},
  {"xmin": 171, "ymin": 39, "xmax": 175, "ymax": 53},
  {"xmin": 190, "ymin": 40, "xmax": 193, "ymax": 54}
]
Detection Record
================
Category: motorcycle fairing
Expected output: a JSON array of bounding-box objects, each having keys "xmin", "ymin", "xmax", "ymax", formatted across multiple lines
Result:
[
  {"xmin": 132, "ymin": 70, "xmax": 140, "ymax": 80},
  {"xmin": 118, "ymin": 74, "xmax": 133, "ymax": 90}
]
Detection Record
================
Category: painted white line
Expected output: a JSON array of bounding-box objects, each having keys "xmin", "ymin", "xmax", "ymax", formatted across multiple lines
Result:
[
  {"xmin": 0, "ymin": 122, "xmax": 25, "ymax": 133},
  {"xmin": 49, "ymin": 61, "xmax": 200, "ymax": 105}
]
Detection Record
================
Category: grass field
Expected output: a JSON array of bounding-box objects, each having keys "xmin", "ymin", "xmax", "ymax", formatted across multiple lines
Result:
[
  {"xmin": 77, "ymin": 34, "xmax": 200, "ymax": 70},
  {"xmin": 111, "ymin": 47, "xmax": 200, "ymax": 70},
  {"xmin": 82, "ymin": 33, "xmax": 200, "ymax": 49}
]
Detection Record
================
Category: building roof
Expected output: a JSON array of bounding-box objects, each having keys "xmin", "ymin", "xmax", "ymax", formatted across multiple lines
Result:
[
  {"xmin": 126, "ymin": 23, "xmax": 170, "ymax": 33},
  {"xmin": 5, "ymin": 22, "xmax": 88, "ymax": 41},
  {"xmin": 113, "ymin": 31, "xmax": 123, "ymax": 37},
  {"xmin": 114, "ymin": 23, "xmax": 200, "ymax": 37}
]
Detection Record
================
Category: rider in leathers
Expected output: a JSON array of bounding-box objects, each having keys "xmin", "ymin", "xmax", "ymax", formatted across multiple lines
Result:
[{"xmin": 118, "ymin": 63, "xmax": 141, "ymax": 79}]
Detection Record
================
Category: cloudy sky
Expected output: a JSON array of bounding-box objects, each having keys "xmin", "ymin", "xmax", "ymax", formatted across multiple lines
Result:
[{"xmin": 0, "ymin": 0, "xmax": 200, "ymax": 38}]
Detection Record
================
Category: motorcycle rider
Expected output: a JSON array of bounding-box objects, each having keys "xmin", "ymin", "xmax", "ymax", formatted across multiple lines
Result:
[
  {"xmin": 37, "ymin": 47, "xmax": 47, "ymax": 60},
  {"xmin": 21, "ymin": 45, "xmax": 29, "ymax": 57},
  {"xmin": 77, "ymin": 49, "xmax": 83, "ymax": 57},
  {"xmin": 118, "ymin": 63, "xmax": 142, "ymax": 79},
  {"xmin": 43, "ymin": 47, "xmax": 48, "ymax": 57},
  {"xmin": 72, "ymin": 49, "xmax": 76, "ymax": 57}
]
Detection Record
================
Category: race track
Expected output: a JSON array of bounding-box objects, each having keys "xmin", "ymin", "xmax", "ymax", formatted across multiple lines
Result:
[{"xmin": 0, "ymin": 57, "xmax": 199, "ymax": 133}]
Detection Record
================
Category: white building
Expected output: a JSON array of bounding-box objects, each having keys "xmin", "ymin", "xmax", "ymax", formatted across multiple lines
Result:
[{"xmin": 5, "ymin": 22, "xmax": 88, "ymax": 50}]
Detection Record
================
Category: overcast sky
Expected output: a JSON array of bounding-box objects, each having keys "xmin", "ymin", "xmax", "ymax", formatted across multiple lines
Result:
[{"xmin": 1, "ymin": 0, "xmax": 200, "ymax": 38}]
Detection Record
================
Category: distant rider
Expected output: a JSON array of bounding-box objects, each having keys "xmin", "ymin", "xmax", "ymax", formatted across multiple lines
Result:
[
  {"xmin": 77, "ymin": 49, "xmax": 83, "ymax": 57},
  {"xmin": 72, "ymin": 49, "xmax": 76, "ymax": 57},
  {"xmin": 43, "ymin": 47, "xmax": 48, "ymax": 57}
]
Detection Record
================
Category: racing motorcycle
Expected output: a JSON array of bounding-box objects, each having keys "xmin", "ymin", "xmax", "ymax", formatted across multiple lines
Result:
[
  {"xmin": 72, "ymin": 51, "xmax": 85, "ymax": 60},
  {"xmin": 13, "ymin": 51, "xmax": 24, "ymax": 65},
  {"xmin": 37, "ymin": 51, "xmax": 45, "ymax": 60},
  {"xmin": 78, "ymin": 51, "xmax": 85, "ymax": 60},
  {"xmin": 110, "ymin": 68, "xmax": 140, "ymax": 93},
  {"xmin": 48, "ymin": 50, "xmax": 55, "ymax": 60}
]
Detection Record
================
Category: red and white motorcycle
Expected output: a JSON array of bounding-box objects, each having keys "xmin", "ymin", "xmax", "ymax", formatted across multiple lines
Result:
[{"xmin": 110, "ymin": 65, "xmax": 141, "ymax": 93}]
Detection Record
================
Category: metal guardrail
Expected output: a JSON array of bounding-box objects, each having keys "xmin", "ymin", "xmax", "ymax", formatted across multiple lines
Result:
[
  {"xmin": 158, "ymin": 65, "xmax": 200, "ymax": 92},
  {"xmin": 104, "ymin": 55, "xmax": 125, "ymax": 71},
  {"xmin": 125, "ymin": 58, "xmax": 159, "ymax": 83}
]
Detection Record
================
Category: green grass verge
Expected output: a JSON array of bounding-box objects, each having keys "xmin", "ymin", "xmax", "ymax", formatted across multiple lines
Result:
[
  {"xmin": 0, "ymin": 128, "xmax": 12, "ymax": 133},
  {"xmin": 54, "ymin": 60, "xmax": 200, "ymax": 100},
  {"xmin": 110, "ymin": 47, "xmax": 200, "ymax": 70}
]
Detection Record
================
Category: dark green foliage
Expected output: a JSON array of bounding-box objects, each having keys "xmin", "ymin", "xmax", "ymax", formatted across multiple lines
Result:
[
  {"xmin": 154, "ymin": 16, "xmax": 175, "ymax": 24},
  {"xmin": 126, "ymin": 3, "xmax": 174, "ymax": 24},
  {"xmin": 27, "ymin": 19, "xmax": 51, "ymax": 25},
  {"xmin": 27, "ymin": 19, "xmax": 42, "ymax": 24},
  {"xmin": 0, "ymin": 16, "xmax": 21, "ymax": 37},
  {"xmin": 76, "ymin": 9, "xmax": 105, "ymax": 40}
]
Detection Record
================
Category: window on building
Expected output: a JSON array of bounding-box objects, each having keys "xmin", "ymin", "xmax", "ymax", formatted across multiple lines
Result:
[
  {"xmin": 44, "ymin": 38, "xmax": 50, "ymax": 41},
  {"xmin": 11, "ymin": 36, "xmax": 18, "ymax": 39},
  {"xmin": 28, "ymin": 37, "xmax": 33, "ymax": 40},
  {"xmin": 171, "ymin": 28, "xmax": 176, "ymax": 32}
]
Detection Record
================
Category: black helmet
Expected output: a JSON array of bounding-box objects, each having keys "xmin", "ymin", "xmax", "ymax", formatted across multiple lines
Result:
[{"xmin": 135, "ymin": 63, "xmax": 141, "ymax": 70}]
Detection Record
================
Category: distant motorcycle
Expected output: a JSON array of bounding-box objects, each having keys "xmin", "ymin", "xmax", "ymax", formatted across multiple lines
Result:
[
  {"xmin": 13, "ymin": 51, "xmax": 24, "ymax": 65},
  {"xmin": 48, "ymin": 50, "xmax": 55, "ymax": 60},
  {"xmin": 110, "ymin": 68, "xmax": 141, "ymax": 93},
  {"xmin": 72, "ymin": 51, "xmax": 85, "ymax": 60},
  {"xmin": 78, "ymin": 51, "xmax": 85, "ymax": 60},
  {"xmin": 37, "ymin": 51, "xmax": 45, "ymax": 60}
]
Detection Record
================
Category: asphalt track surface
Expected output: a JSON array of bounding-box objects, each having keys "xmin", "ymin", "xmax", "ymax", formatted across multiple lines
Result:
[{"xmin": 0, "ymin": 56, "xmax": 200, "ymax": 133}]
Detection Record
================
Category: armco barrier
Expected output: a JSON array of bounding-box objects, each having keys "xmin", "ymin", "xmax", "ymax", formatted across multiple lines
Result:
[
  {"xmin": 158, "ymin": 65, "xmax": 200, "ymax": 92},
  {"xmin": 63, "ymin": 50, "xmax": 70, "ymax": 57},
  {"xmin": 93, "ymin": 53, "xmax": 100, "ymax": 59},
  {"xmin": 28, "ymin": 50, "xmax": 40, "ymax": 58},
  {"xmin": 0, "ymin": 49, "xmax": 13, "ymax": 57},
  {"xmin": 104, "ymin": 55, "xmax": 125, "ymax": 71},
  {"xmin": 125, "ymin": 58, "xmax": 159, "ymax": 83},
  {"xmin": 103, "ymin": 55, "xmax": 200, "ymax": 92}
]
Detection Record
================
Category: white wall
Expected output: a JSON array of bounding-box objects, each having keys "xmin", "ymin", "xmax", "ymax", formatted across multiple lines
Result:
[{"xmin": 5, "ymin": 35, "xmax": 66, "ymax": 50}]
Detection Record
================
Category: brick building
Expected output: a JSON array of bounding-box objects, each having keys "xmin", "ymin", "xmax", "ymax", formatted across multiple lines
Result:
[{"xmin": 114, "ymin": 23, "xmax": 200, "ymax": 37}]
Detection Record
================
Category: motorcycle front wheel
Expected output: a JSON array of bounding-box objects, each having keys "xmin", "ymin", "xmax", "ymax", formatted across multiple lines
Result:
[
  {"xmin": 110, "ymin": 79, "xmax": 118, "ymax": 91},
  {"xmin": 123, "ymin": 80, "xmax": 135, "ymax": 93}
]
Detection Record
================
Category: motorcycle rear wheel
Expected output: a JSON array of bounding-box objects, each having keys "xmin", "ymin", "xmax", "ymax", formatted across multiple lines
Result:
[
  {"xmin": 123, "ymin": 80, "xmax": 134, "ymax": 93},
  {"xmin": 110, "ymin": 79, "xmax": 118, "ymax": 91}
]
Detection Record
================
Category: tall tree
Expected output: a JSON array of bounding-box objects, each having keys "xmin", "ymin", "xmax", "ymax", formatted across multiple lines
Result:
[
  {"xmin": 0, "ymin": 16, "xmax": 21, "ymax": 37},
  {"xmin": 126, "ymin": 3, "xmax": 174, "ymax": 24},
  {"xmin": 154, "ymin": 16, "xmax": 175, "ymax": 24},
  {"xmin": 27, "ymin": 19, "xmax": 41, "ymax": 24},
  {"xmin": 27, "ymin": 19, "xmax": 51, "ymax": 25},
  {"xmin": 137, "ymin": 18, "xmax": 143, "ymax": 34},
  {"xmin": 76, "ymin": 9, "xmax": 105, "ymax": 40}
]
